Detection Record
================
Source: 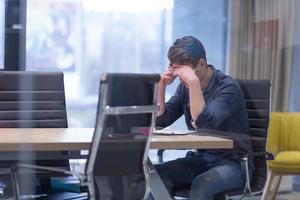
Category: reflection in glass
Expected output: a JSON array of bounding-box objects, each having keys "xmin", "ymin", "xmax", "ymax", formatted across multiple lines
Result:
[
  {"xmin": 26, "ymin": 0, "xmax": 173, "ymax": 127},
  {"xmin": 26, "ymin": 0, "xmax": 228, "ymax": 128},
  {"xmin": 26, "ymin": 1, "xmax": 80, "ymax": 71}
]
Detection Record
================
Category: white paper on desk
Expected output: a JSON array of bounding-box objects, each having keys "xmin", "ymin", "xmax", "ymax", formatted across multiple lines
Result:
[{"xmin": 154, "ymin": 129, "xmax": 196, "ymax": 135}]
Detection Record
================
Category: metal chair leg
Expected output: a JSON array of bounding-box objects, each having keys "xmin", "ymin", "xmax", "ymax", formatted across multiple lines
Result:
[
  {"xmin": 242, "ymin": 157, "xmax": 253, "ymax": 198},
  {"xmin": 157, "ymin": 149, "xmax": 165, "ymax": 164},
  {"xmin": 11, "ymin": 169, "xmax": 21, "ymax": 200},
  {"xmin": 147, "ymin": 159, "xmax": 172, "ymax": 200}
]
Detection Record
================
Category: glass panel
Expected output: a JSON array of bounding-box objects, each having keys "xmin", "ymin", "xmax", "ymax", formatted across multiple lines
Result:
[
  {"xmin": 26, "ymin": 0, "xmax": 228, "ymax": 128},
  {"xmin": 0, "ymin": 0, "xmax": 4, "ymax": 69},
  {"xmin": 169, "ymin": 0, "xmax": 228, "ymax": 129},
  {"xmin": 173, "ymin": 0, "xmax": 228, "ymax": 72},
  {"xmin": 26, "ymin": 0, "xmax": 173, "ymax": 127}
]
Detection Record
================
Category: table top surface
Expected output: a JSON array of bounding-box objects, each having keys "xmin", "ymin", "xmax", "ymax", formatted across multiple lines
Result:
[{"xmin": 0, "ymin": 128, "xmax": 233, "ymax": 151}]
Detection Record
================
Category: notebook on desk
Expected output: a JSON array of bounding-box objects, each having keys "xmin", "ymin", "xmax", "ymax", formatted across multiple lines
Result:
[{"xmin": 154, "ymin": 129, "xmax": 196, "ymax": 135}]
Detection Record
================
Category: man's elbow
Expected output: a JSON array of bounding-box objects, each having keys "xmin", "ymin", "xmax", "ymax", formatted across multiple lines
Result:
[{"xmin": 195, "ymin": 111, "xmax": 217, "ymax": 129}]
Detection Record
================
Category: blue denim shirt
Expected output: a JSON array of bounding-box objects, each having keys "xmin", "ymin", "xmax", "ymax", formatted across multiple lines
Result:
[{"xmin": 156, "ymin": 65, "xmax": 253, "ymax": 169}]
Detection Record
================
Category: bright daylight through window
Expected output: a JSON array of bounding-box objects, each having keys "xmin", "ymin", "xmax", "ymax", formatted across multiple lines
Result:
[{"xmin": 26, "ymin": 0, "xmax": 228, "ymax": 128}]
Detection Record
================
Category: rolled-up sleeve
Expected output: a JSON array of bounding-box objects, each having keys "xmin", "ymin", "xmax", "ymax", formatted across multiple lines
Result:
[
  {"xmin": 195, "ymin": 83, "xmax": 243, "ymax": 129},
  {"xmin": 156, "ymin": 85, "xmax": 184, "ymax": 128}
]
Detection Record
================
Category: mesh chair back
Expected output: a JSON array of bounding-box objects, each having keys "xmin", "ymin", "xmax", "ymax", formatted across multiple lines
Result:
[
  {"xmin": 237, "ymin": 79, "xmax": 271, "ymax": 191},
  {"xmin": 85, "ymin": 73, "xmax": 160, "ymax": 200}
]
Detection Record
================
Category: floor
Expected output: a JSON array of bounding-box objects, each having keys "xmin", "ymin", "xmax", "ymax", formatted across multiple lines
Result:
[
  {"xmin": 148, "ymin": 149, "xmax": 300, "ymax": 200},
  {"xmin": 246, "ymin": 192, "xmax": 300, "ymax": 200}
]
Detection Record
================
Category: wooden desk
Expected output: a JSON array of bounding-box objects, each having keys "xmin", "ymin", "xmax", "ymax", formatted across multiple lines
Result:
[
  {"xmin": 0, "ymin": 128, "xmax": 233, "ymax": 200},
  {"xmin": 0, "ymin": 128, "xmax": 233, "ymax": 151},
  {"xmin": 151, "ymin": 134, "xmax": 232, "ymax": 149}
]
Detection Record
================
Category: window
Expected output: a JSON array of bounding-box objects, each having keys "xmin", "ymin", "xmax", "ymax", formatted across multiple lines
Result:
[
  {"xmin": 26, "ymin": 0, "xmax": 228, "ymax": 128},
  {"xmin": 0, "ymin": 0, "xmax": 4, "ymax": 69},
  {"xmin": 26, "ymin": 0, "xmax": 173, "ymax": 127},
  {"xmin": 164, "ymin": 0, "xmax": 229, "ymax": 129},
  {"xmin": 172, "ymin": 0, "xmax": 228, "ymax": 71}
]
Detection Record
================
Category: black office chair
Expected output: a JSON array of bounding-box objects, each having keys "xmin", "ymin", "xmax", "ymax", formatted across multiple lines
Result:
[
  {"xmin": 10, "ymin": 73, "xmax": 160, "ymax": 200},
  {"xmin": 0, "ymin": 71, "xmax": 68, "ymax": 128},
  {"xmin": 168, "ymin": 80, "xmax": 271, "ymax": 200},
  {"xmin": 0, "ymin": 71, "xmax": 75, "ymax": 195},
  {"xmin": 213, "ymin": 79, "xmax": 271, "ymax": 200}
]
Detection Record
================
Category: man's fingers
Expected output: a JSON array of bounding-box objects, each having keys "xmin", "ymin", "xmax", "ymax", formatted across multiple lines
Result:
[{"xmin": 172, "ymin": 70, "xmax": 180, "ymax": 76}]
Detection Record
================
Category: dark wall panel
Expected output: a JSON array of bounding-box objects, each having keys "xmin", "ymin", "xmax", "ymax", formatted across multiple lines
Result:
[{"xmin": 4, "ymin": 0, "xmax": 26, "ymax": 71}]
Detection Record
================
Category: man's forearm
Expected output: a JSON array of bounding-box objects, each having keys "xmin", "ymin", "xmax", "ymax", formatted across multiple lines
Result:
[
  {"xmin": 157, "ymin": 82, "xmax": 166, "ymax": 116},
  {"xmin": 188, "ymin": 79, "xmax": 206, "ymax": 121}
]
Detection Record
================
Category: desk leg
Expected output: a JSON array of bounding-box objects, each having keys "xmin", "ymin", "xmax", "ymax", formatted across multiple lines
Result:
[{"xmin": 147, "ymin": 159, "xmax": 172, "ymax": 200}]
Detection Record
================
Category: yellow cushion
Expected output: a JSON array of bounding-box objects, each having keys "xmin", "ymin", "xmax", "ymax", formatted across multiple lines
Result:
[
  {"xmin": 268, "ymin": 151, "xmax": 300, "ymax": 173},
  {"xmin": 268, "ymin": 112, "xmax": 300, "ymax": 154}
]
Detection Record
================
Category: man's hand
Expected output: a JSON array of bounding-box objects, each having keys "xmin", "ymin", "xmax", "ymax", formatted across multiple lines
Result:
[
  {"xmin": 172, "ymin": 64, "xmax": 205, "ymax": 122},
  {"xmin": 160, "ymin": 68, "xmax": 176, "ymax": 87},
  {"xmin": 172, "ymin": 65, "xmax": 199, "ymax": 87},
  {"xmin": 157, "ymin": 68, "xmax": 176, "ymax": 116}
]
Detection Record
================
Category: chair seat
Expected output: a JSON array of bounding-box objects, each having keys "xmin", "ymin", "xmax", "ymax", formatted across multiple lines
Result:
[{"xmin": 268, "ymin": 151, "xmax": 300, "ymax": 173}]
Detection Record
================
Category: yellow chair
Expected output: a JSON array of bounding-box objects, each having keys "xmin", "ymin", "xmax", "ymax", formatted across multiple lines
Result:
[{"xmin": 262, "ymin": 112, "xmax": 300, "ymax": 200}]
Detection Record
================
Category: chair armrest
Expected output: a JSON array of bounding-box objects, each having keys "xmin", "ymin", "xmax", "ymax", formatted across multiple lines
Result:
[
  {"xmin": 265, "ymin": 152, "xmax": 274, "ymax": 160},
  {"xmin": 242, "ymin": 151, "xmax": 274, "ymax": 161},
  {"xmin": 239, "ymin": 151, "xmax": 274, "ymax": 198},
  {"xmin": 240, "ymin": 156, "xmax": 252, "ymax": 196}
]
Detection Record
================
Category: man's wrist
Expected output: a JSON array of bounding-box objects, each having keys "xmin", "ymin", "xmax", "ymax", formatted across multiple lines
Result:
[
  {"xmin": 191, "ymin": 120, "xmax": 198, "ymax": 130},
  {"xmin": 159, "ymin": 81, "xmax": 167, "ymax": 89},
  {"xmin": 187, "ymin": 77, "xmax": 200, "ymax": 88}
]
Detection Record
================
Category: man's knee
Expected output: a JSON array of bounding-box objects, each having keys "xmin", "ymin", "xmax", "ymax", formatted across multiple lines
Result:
[
  {"xmin": 190, "ymin": 169, "xmax": 222, "ymax": 200},
  {"xmin": 190, "ymin": 164, "xmax": 244, "ymax": 200}
]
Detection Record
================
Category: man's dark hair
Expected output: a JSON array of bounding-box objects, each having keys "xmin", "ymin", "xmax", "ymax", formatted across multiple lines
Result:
[{"xmin": 168, "ymin": 36, "xmax": 206, "ymax": 68}]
